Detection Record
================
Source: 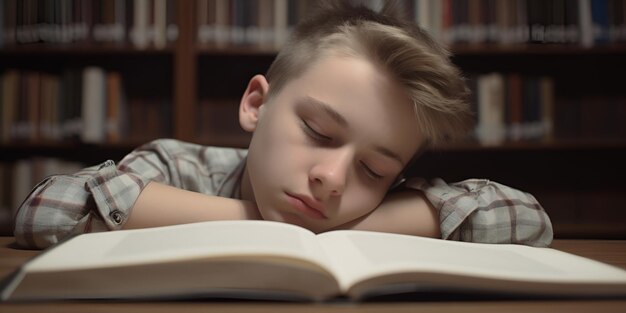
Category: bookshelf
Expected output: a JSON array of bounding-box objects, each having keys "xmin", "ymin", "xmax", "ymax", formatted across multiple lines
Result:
[{"xmin": 1, "ymin": 0, "xmax": 626, "ymax": 239}]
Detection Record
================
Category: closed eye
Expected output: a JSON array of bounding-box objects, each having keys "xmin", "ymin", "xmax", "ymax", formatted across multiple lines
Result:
[
  {"xmin": 301, "ymin": 119, "xmax": 332, "ymax": 143},
  {"xmin": 360, "ymin": 161, "xmax": 384, "ymax": 180}
]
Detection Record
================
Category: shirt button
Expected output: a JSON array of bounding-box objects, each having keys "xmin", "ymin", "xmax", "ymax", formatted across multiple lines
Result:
[
  {"xmin": 98, "ymin": 160, "xmax": 115, "ymax": 170},
  {"xmin": 110, "ymin": 211, "xmax": 124, "ymax": 224}
]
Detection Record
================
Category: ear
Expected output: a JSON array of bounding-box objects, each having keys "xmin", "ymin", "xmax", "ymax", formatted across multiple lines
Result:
[{"xmin": 239, "ymin": 74, "xmax": 269, "ymax": 132}]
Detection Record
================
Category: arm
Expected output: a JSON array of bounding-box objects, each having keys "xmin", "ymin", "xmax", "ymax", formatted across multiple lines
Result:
[
  {"xmin": 406, "ymin": 177, "xmax": 554, "ymax": 247},
  {"xmin": 13, "ymin": 160, "xmax": 136, "ymax": 249},
  {"xmin": 123, "ymin": 181, "xmax": 259, "ymax": 229},
  {"xmin": 13, "ymin": 139, "xmax": 252, "ymax": 249},
  {"xmin": 333, "ymin": 189, "xmax": 441, "ymax": 238},
  {"xmin": 334, "ymin": 177, "xmax": 553, "ymax": 247}
]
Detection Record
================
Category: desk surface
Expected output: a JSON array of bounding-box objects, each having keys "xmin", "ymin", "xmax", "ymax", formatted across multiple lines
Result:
[{"xmin": 1, "ymin": 237, "xmax": 625, "ymax": 312}]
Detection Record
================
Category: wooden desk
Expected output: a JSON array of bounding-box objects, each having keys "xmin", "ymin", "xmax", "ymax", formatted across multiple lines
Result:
[{"xmin": 1, "ymin": 237, "xmax": 625, "ymax": 312}]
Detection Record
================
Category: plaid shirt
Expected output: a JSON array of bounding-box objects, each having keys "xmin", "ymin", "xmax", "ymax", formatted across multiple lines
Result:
[{"xmin": 14, "ymin": 139, "xmax": 553, "ymax": 249}]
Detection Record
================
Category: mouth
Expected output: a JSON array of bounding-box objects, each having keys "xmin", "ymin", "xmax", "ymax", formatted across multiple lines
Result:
[{"xmin": 285, "ymin": 193, "xmax": 328, "ymax": 220}]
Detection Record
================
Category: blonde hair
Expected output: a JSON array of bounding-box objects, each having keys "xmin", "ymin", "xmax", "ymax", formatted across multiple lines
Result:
[{"xmin": 265, "ymin": 1, "xmax": 474, "ymax": 147}]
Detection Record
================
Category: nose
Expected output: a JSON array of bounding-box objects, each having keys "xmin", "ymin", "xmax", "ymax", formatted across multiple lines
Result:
[{"xmin": 309, "ymin": 150, "xmax": 351, "ymax": 197}]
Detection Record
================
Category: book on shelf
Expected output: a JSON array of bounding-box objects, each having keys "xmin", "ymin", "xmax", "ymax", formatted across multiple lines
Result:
[
  {"xmin": 3, "ymin": 220, "xmax": 626, "ymax": 302},
  {"xmin": 196, "ymin": 0, "xmax": 299, "ymax": 47},
  {"xmin": 475, "ymin": 72, "xmax": 506, "ymax": 145},
  {"xmin": 470, "ymin": 72, "xmax": 556, "ymax": 145},
  {"xmin": 3, "ymin": 0, "xmax": 625, "ymax": 48},
  {"xmin": 0, "ymin": 68, "xmax": 169, "ymax": 144},
  {"xmin": 192, "ymin": 0, "xmax": 626, "ymax": 47},
  {"xmin": 0, "ymin": 0, "xmax": 178, "ymax": 48},
  {"xmin": 81, "ymin": 67, "xmax": 107, "ymax": 143}
]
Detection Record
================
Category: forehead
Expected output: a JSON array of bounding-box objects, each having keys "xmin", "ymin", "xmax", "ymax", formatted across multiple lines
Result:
[{"xmin": 274, "ymin": 55, "xmax": 423, "ymax": 162}]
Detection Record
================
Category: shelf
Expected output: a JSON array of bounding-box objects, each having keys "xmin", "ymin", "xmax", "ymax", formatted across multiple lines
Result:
[
  {"xmin": 450, "ymin": 43, "xmax": 626, "ymax": 56},
  {"xmin": 191, "ymin": 43, "xmax": 626, "ymax": 57},
  {"xmin": 434, "ymin": 139, "xmax": 626, "ymax": 152},
  {"xmin": 196, "ymin": 44, "xmax": 279, "ymax": 56},
  {"xmin": 0, "ymin": 142, "xmax": 140, "ymax": 164},
  {"xmin": 2, "ymin": 0, "xmax": 625, "ymax": 240},
  {"xmin": 0, "ymin": 43, "xmax": 175, "ymax": 56}
]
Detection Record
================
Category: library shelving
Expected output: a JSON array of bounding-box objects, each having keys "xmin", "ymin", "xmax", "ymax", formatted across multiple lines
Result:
[{"xmin": 2, "ymin": 0, "xmax": 625, "ymax": 239}]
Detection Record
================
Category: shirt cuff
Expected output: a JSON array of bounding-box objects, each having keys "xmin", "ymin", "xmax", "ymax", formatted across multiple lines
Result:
[
  {"xmin": 84, "ymin": 160, "xmax": 151, "ymax": 230},
  {"xmin": 404, "ymin": 177, "xmax": 553, "ymax": 246}
]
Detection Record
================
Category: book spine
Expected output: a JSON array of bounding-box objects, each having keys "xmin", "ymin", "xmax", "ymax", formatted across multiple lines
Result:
[
  {"xmin": 154, "ymin": 0, "xmax": 167, "ymax": 48},
  {"xmin": 197, "ymin": 0, "xmax": 209, "ymax": 44},
  {"xmin": 1, "ymin": 71, "xmax": 19, "ymax": 143},
  {"xmin": 591, "ymin": 0, "xmax": 610, "ymax": 43},
  {"xmin": 131, "ymin": 0, "xmax": 150, "ymax": 49},
  {"xmin": 166, "ymin": 0, "xmax": 178, "ymax": 43},
  {"xmin": 468, "ymin": 72, "xmax": 559, "ymax": 143},
  {"xmin": 475, "ymin": 73, "xmax": 506, "ymax": 145},
  {"xmin": 274, "ymin": 0, "xmax": 288, "ymax": 47},
  {"xmin": 257, "ymin": 0, "xmax": 274, "ymax": 46},
  {"xmin": 81, "ymin": 67, "xmax": 107, "ymax": 144}
]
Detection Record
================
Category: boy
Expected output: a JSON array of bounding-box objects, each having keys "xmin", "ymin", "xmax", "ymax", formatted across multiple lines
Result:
[{"xmin": 14, "ymin": 2, "xmax": 552, "ymax": 249}]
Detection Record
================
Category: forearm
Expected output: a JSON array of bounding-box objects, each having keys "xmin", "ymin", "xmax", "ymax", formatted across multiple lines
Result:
[
  {"xmin": 406, "ymin": 177, "xmax": 554, "ymax": 246},
  {"xmin": 335, "ymin": 189, "xmax": 441, "ymax": 238},
  {"xmin": 123, "ymin": 181, "xmax": 261, "ymax": 229}
]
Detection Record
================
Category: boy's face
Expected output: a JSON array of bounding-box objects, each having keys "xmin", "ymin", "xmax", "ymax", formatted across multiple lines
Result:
[{"xmin": 240, "ymin": 55, "xmax": 422, "ymax": 232}]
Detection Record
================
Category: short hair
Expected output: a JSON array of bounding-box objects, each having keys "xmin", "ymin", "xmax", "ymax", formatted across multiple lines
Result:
[{"xmin": 265, "ymin": 0, "xmax": 474, "ymax": 147}]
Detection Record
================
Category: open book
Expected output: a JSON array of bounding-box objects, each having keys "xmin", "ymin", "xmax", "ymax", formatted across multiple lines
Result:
[{"xmin": 3, "ymin": 220, "xmax": 626, "ymax": 301}]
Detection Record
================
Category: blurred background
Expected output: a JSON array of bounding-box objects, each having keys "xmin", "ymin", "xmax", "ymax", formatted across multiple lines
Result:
[{"xmin": 1, "ymin": 0, "xmax": 625, "ymax": 239}]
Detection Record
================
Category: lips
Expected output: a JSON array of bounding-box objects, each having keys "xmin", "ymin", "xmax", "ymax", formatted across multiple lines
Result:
[{"xmin": 285, "ymin": 193, "xmax": 328, "ymax": 220}]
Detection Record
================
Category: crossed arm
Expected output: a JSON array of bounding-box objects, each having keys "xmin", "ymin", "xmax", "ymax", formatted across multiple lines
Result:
[
  {"xmin": 14, "ymin": 139, "xmax": 551, "ymax": 249},
  {"xmin": 125, "ymin": 181, "xmax": 440, "ymax": 238}
]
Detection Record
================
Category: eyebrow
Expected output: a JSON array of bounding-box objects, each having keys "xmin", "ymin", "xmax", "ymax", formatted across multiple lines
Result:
[
  {"xmin": 300, "ymin": 96, "xmax": 405, "ymax": 166},
  {"xmin": 302, "ymin": 96, "xmax": 348, "ymax": 128}
]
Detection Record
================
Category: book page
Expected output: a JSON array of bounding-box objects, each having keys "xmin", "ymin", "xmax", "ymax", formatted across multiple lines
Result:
[
  {"xmin": 26, "ymin": 220, "xmax": 332, "ymax": 272},
  {"xmin": 317, "ymin": 230, "xmax": 626, "ymax": 291}
]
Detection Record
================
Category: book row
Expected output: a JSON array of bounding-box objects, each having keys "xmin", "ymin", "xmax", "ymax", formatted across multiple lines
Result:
[
  {"xmin": 416, "ymin": 0, "xmax": 626, "ymax": 46},
  {"xmin": 469, "ymin": 73, "xmax": 626, "ymax": 145},
  {"xmin": 470, "ymin": 73, "xmax": 554, "ymax": 145},
  {"xmin": 2, "ymin": 68, "xmax": 624, "ymax": 146},
  {"xmin": 0, "ymin": 68, "xmax": 171, "ymax": 144},
  {"xmin": 196, "ymin": 0, "xmax": 626, "ymax": 47},
  {"xmin": 4, "ymin": 0, "xmax": 624, "ymax": 49},
  {"xmin": 0, "ymin": 0, "xmax": 179, "ymax": 49},
  {"xmin": 0, "ymin": 158, "xmax": 84, "ymax": 235}
]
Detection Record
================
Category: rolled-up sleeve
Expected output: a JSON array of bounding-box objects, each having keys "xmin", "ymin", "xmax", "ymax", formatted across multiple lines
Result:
[
  {"xmin": 13, "ymin": 140, "xmax": 178, "ymax": 249},
  {"xmin": 405, "ymin": 177, "xmax": 553, "ymax": 247}
]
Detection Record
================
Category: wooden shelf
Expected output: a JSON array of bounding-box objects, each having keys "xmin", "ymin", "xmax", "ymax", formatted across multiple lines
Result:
[
  {"xmin": 191, "ymin": 43, "xmax": 626, "ymax": 57},
  {"xmin": 1, "ymin": 1, "xmax": 626, "ymax": 239},
  {"xmin": 450, "ymin": 43, "xmax": 626, "ymax": 55},
  {"xmin": 0, "ymin": 43, "xmax": 175, "ymax": 56},
  {"xmin": 196, "ymin": 44, "xmax": 279, "ymax": 56},
  {"xmin": 434, "ymin": 139, "xmax": 626, "ymax": 152}
]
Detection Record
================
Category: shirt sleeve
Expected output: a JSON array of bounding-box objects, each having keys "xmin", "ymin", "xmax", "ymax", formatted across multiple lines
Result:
[
  {"xmin": 13, "ymin": 139, "xmax": 182, "ymax": 249},
  {"xmin": 404, "ymin": 177, "xmax": 553, "ymax": 247}
]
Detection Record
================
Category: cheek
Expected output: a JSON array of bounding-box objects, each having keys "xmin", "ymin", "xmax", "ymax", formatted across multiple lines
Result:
[
  {"xmin": 248, "ymin": 117, "xmax": 306, "ymax": 184},
  {"xmin": 342, "ymin": 183, "xmax": 388, "ymax": 218}
]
